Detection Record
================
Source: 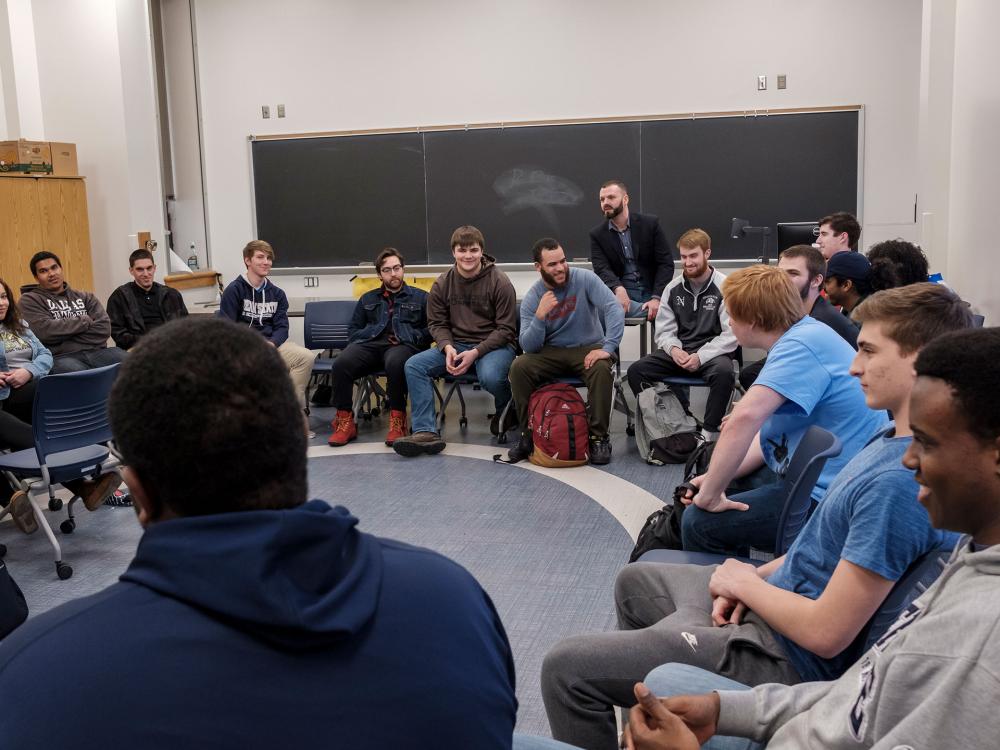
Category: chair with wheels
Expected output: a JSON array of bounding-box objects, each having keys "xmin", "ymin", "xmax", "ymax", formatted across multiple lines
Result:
[
  {"xmin": 858, "ymin": 543, "xmax": 951, "ymax": 651},
  {"xmin": 0, "ymin": 364, "xmax": 123, "ymax": 580},
  {"xmin": 636, "ymin": 424, "xmax": 842, "ymax": 567},
  {"xmin": 656, "ymin": 347, "xmax": 745, "ymax": 433},
  {"xmin": 303, "ymin": 300, "xmax": 387, "ymax": 422}
]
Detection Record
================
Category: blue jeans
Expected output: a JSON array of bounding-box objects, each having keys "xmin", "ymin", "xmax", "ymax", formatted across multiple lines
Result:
[
  {"xmin": 644, "ymin": 663, "xmax": 760, "ymax": 750},
  {"xmin": 681, "ymin": 464, "xmax": 784, "ymax": 556},
  {"xmin": 404, "ymin": 343, "xmax": 515, "ymax": 434},
  {"xmin": 512, "ymin": 664, "xmax": 759, "ymax": 750},
  {"xmin": 625, "ymin": 286, "xmax": 650, "ymax": 318}
]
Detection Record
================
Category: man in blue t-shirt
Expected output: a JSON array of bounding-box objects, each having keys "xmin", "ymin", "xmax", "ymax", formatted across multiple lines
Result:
[
  {"xmin": 680, "ymin": 266, "xmax": 887, "ymax": 556},
  {"xmin": 538, "ymin": 282, "xmax": 972, "ymax": 750}
]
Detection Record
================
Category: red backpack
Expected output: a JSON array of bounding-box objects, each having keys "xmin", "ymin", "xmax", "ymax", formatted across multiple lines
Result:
[{"xmin": 528, "ymin": 383, "xmax": 590, "ymax": 468}]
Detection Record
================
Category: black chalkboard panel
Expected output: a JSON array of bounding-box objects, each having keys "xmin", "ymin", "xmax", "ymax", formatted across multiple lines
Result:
[
  {"xmin": 424, "ymin": 123, "xmax": 640, "ymax": 263},
  {"xmin": 251, "ymin": 110, "xmax": 858, "ymax": 266},
  {"xmin": 252, "ymin": 133, "xmax": 426, "ymax": 268},
  {"xmin": 642, "ymin": 111, "xmax": 857, "ymax": 260}
]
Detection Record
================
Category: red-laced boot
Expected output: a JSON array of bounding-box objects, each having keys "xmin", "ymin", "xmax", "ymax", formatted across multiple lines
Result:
[
  {"xmin": 327, "ymin": 410, "xmax": 358, "ymax": 447},
  {"xmin": 384, "ymin": 410, "xmax": 408, "ymax": 446}
]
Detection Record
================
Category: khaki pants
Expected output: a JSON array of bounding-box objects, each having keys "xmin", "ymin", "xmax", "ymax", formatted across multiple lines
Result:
[
  {"xmin": 279, "ymin": 340, "xmax": 318, "ymax": 408},
  {"xmin": 508, "ymin": 345, "xmax": 615, "ymax": 438}
]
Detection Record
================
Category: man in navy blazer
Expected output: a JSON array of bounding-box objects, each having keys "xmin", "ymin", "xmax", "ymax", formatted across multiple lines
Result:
[{"xmin": 589, "ymin": 179, "xmax": 674, "ymax": 320}]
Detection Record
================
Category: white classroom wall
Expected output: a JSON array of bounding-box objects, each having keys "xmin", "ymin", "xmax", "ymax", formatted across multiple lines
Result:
[
  {"xmin": 188, "ymin": 0, "xmax": 924, "ymax": 291},
  {"xmin": 3, "ymin": 0, "xmax": 997, "ymax": 322}
]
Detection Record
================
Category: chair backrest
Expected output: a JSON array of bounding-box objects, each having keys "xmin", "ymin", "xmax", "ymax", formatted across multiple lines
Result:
[
  {"xmin": 773, "ymin": 425, "xmax": 842, "ymax": 555},
  {"xmin": 303, "ymin": 300, "xmax": 355, "ymax": 350},
  {"xmin": 860, "ymin": 544, "xmax": 950, "ymax": 652},
  {"xmin": 31, "ymin": 364, "xmax": 121, "ymax": 462},
  {"xmin": 972, "ymin": 314, "xmax": 985, "ymax": 328}
]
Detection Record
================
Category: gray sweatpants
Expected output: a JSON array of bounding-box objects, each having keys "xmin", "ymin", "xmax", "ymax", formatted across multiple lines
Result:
[{"xmin": 541, "ymin": 562, "xmax": 801, "ymax": 750}]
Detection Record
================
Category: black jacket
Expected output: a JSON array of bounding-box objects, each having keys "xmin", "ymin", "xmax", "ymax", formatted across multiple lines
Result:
[
  {"xmin": 107, "ymin": 281, "xmax": 188, "ymax": 350},
  {"xmin": 589, "ymin": 211, "xmax": 674, "ymax": 298}
]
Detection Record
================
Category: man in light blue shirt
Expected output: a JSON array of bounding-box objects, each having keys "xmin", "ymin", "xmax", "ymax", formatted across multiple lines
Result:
[{"xmin": 507, "ymin": 238, "xmax": 624, "ymax": 465}]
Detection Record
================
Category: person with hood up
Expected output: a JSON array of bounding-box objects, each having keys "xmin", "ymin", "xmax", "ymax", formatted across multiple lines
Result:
[
  {"xmin": 393, "ymin": 225, "xmax": 518, "ymax": 457},
  {"xmin": 218, "ymin": 240, "xmax": 317, "ymax": 409},
  {"xmin": 0, "ymin": 316, "xmax": 518, "ymax": 749}
]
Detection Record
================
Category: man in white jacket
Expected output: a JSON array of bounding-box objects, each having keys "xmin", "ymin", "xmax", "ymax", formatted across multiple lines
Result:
[{"xmin": 625, "ymin": 229, "xmax": 737, "ymax": 441}]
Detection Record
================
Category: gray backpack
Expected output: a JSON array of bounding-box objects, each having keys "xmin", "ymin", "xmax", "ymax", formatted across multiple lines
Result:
[{"xmin": 635, "ymin": 384, "xmax": 699, "ymax": 465}]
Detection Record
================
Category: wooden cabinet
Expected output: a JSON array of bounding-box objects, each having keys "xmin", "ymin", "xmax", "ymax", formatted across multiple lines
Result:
[{"xmin": 0, "ymin": 175, "xmax": 94, "ymax": 294}]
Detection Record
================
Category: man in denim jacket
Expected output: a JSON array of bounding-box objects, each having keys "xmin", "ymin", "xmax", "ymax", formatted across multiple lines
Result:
[{"xmin": 327, "ymin": 248, "xmax": 431, "ymax": 447}]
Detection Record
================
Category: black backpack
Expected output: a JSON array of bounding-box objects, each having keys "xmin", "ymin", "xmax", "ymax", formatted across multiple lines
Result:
[{"xmin": 627, "ymin": 441, "xmax": 718, "ymax": 562}]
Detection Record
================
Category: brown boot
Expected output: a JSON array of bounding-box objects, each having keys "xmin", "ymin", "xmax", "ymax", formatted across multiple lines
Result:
[
  {"xmin": 384, "ymin": 410, "xmax": 408, "ymax": 446},
  {"xmin": 8, "ymin": 490, "xmax": 38, "ymax": 534},
  {"xmin": 64, "ymin": 472, "xmax": 121, "ymax": 511},
  {"xmin": 327, "ymin": 410, "xmax": 358, "ymax": 446}
]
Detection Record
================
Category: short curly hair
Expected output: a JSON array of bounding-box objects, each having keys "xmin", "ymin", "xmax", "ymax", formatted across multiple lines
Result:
[
  {"xmin": 914, "ymin": 327, "xmax": 1000, "ymax": 443},
  {"xmin": 109, "ymin": 317, "xmax": 307, "ymax": 516},
  {"xmin": 867, "ymin": 239, "xmax": 929, "ymax": 288}
]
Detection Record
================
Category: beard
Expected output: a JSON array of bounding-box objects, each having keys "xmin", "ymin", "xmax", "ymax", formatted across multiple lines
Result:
[
  {"xmin": 540, "ymin": 268, "xmax": 567, "ymax": 288},
  {"xmin": 683, "ymin": 260, "xmax": 709, "ymax": 279},
  {"xmin": 383, "ymin": 277, "xmax": 404, "ymax": 292},
  {"xmin": 796, "ymin": 281, "xmax": 810, "ymax": 301},
  {"xmin": 603, "ymin": 203, "xmax": 624, "ymax": 219}
]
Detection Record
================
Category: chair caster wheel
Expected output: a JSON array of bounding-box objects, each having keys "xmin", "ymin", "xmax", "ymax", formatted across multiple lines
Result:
[
  {"xmin": 626, "ymin": 426, "xmax": 636, "ymax": 437},
  {"xmin": 56, "ymin": 562, "xmax": 73, "ymax": 580},
  {"xmin": 459, "ymin": 417, "xmax": 468, "ymax": 429},
  {"xmin": 371, "ymin": 408, "xmax": 380, "ymax": 418},
  {"xmin": 49, "ymin": 497, "xmax": 63, "ymax": 512},
  {"xmin": 60, "ymin": 519, "xmax": 76, "ymax": 534}
]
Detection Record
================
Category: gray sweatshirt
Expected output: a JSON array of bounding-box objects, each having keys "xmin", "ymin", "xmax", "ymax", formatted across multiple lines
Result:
[
  {"xmin": 19, "ymin": 283, "xmax": 113, "ymax": 356},
  {"xmin": 717, "ymin": 539, "xmax": 1000, "ymax": 748}
]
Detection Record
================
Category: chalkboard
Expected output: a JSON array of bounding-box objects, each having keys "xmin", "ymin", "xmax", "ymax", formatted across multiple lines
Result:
[{"xmin": 251, "ymin": 109, "xmax": 858, "ymax": 267}]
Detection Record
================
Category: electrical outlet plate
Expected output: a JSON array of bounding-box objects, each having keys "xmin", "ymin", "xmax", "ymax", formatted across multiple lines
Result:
[
  {"xmin": 757, "ymin": 75, "xmax": 767, "ymax": 91},
  {"xmin": 777, "ymin": 74, "xmax": 787, "ymax": 89},
  {"xmin": 277, "ymin": 104, "xmax": 286, "ymax": 118},
  {"xmin": 262, "ymin": 105, "xmax": 270, "ymax": 119},
  {"xmin": 304, "ymin": 276, "xmax": 319, "ymax": 288}
]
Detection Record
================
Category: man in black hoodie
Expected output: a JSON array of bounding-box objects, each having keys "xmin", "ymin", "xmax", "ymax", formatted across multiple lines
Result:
[{"xmin": 0, "ymin": 317, "xmax": 518, "ymax": 749}]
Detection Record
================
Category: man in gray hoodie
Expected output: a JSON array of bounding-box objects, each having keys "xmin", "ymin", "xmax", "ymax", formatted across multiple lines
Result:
[
  {"xmin": 392, "ymin": 226, "xmax": 518, "ymax": 457},
  {"xmin": 618, "ymin": 326, "xmax": 1000, "ymax": 750},
  {"xmin": 20, "ymin": 251, "xmax": 127, "ymax": 374}
]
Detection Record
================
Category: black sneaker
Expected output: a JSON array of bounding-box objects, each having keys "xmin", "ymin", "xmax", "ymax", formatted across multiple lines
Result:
[
  {"xmin": 506, "ymin": 433, "xmax": 533, "ymax": 463},
  {"xmin": 589, "ymin": 436, "xmax": 612, "ymax": 465},
  {"xmin": 104, "ymin": 488, "xmax": 133, "ymax": 507},
  {"xmin": 392, "ymin": 431, "xmax": 446, "ymax": 457}
]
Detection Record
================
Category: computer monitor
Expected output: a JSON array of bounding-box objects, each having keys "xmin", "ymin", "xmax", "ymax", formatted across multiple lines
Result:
[{"xmin": 776, "ymin": 222, "xmax": 820, "ymax": 256}]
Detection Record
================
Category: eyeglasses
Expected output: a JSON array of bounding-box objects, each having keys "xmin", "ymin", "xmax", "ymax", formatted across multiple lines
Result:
[{"xmin": 380, "ymin": 265, "xmax": 404, "ymax": 274}]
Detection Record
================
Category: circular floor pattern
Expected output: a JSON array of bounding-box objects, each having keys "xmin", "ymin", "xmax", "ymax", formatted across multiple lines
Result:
[{"xmin": 308, "ymin": 450, "xmax": 639, "ymax": 736}]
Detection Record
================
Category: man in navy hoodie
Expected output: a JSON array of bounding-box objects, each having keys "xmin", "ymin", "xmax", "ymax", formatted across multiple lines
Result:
[
  {"xmin": 218, "ymin": 240, "xmax": 317, "ymax": 408},
  {"xmin": 0, "ymin": 317, "xmax": 518, "ymax": 749}
]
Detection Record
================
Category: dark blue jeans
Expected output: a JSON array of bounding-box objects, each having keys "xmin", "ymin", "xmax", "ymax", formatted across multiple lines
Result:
[{"xmin": 681, "ymin": 464, "xmax": 784, "ymax": 556}]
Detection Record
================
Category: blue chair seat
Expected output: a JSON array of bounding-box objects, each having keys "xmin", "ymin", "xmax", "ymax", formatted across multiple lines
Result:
[
  {"xmin": 637, "ymin": 547, "xmax": 763, "ymax": 567},
  {"xmin": 0, "ymin": 444, "xmax": 111, "ymax": 481}
]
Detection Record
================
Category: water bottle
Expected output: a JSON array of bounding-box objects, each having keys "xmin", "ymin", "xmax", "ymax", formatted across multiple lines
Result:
[{"xmin": 187, "ymin": 242, "xmax": 199, "ymax": 270}]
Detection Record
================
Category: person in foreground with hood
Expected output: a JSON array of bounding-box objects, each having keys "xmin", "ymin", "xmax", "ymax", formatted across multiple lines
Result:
[
  {"xmin": 218, "ymin": 239, "xmax": 317, "ymax": 409},
  {"xmin": 393, "ymin": 225, "xmax": 518, "ymax": 457},
  {"xmin": 0, "ymin": 316, "xmax": 518, "ymax": 749}
]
